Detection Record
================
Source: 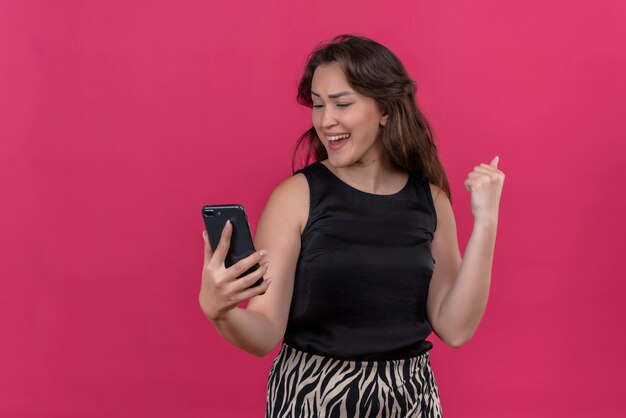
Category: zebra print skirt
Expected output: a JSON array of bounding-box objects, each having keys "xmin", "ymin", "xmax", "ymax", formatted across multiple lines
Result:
[{"xmin": 265, "ymin": 343, "xmax": 442, "ymax": 418}]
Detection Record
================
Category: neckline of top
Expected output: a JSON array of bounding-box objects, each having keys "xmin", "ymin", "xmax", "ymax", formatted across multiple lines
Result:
[{"xmin": 316, "ymin": 162, "xmax": 412, "ymax": 197}]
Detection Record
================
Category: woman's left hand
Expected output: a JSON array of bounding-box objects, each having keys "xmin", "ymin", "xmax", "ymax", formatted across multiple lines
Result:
[{"xmin": 464, "ymin": 156, "xmax": 505, "ymax": 224}]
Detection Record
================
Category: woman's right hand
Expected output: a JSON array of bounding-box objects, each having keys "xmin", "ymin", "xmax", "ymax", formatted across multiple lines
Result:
[{"xmin": 199, "ymin": 220, "xmax": 271, "ymax": 321}]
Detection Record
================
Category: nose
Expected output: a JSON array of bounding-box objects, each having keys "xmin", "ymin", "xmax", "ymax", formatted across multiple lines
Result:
[{"xmin": 320, "ymin": 106, "xmax": 338, "ymax": 129}]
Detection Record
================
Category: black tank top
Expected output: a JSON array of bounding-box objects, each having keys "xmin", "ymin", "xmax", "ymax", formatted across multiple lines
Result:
[{"xmin": 283, "ymin": 162, "xmax": 438, "ymax": 360}]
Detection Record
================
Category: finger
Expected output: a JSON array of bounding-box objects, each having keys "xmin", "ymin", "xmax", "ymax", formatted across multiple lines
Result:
[
  {"xmin": 474, "ymin": 165, "xmax": 496, "ymax": 174},
  {"xmin": 203, "ymin": 230, "xmax": 213, "ymax": 265},
  {"xmin": 469, "ymin": 171, "xmax": 499, "ymax": 183},
  {"xmin": 490, "ymin": 156, "xmax": 499, "ymax": 169},
  {"xmin": 211, "ymin": 220, "xmax": 233, "ymax": 268},
  {"xmin": 237, "ymin": 276, "xmax": 272, "ymax": 301},
  {"xmin": 464, "ymin": 179, "xmax": 473, "ymax": 192},
  {"xmin": 231, "ymin": 262, "xmax": 270, "ymax": 292},
  {"xmin": 478, "ymin": 164, "xmax": 505, "ymax": 178},
  {"xmin": 474, "ymin": 168, "xmax": 502, "ymax": 183},
  {"xmin": 226, "ymin": 250, "xmax": 268, "ymax": 282}
]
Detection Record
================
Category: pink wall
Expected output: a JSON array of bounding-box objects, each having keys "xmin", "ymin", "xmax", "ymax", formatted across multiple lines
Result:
[{"xmin": 1, "ymin": 1, "xmax": 624, "ymax": 417}]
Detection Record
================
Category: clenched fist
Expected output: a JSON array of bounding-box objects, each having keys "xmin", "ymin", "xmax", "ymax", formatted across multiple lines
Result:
[{"xmin": 464, "ymin": 156, "xmax": 505, "ymax": 224}]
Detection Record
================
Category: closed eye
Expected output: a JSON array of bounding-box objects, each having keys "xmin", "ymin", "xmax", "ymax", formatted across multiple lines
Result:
[{"xmin": 312, "ymin": 103, "xmax": 352, "ymax": 109}]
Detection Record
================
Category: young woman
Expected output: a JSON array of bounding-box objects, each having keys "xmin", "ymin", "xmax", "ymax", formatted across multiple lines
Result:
[{"xmin": 199, "ymin": 34, "xmax": 505, "ymax": 417}]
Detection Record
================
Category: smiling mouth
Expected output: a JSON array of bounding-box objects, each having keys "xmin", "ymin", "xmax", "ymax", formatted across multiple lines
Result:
[
  {"xmin": 327, "ymin": 133, "xmax": 351, "ymax": 141},
  {"xmin": 327, "ymin": 134, "xmax": 350, "ymax": 149}
]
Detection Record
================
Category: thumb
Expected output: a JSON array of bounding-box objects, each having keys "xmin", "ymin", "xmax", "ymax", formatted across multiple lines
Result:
[{"xmin": 490, "ymin": 155, "xmax": 499, "ymax": 169}]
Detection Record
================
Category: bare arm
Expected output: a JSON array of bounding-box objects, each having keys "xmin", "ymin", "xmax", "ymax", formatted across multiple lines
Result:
[
  {"xmin": 246, "ymin": 173, "xmax": 308, "ymax": 354},
  {"xmin": 208, "ymin": 306, "xmax": 282, "ymax": 357},
  {"xmin": 199, "ymin": 174, "xmax": 308, "ymax": 357},
  {"xmin": 426, "ymin": 157, "xmax": 505, "ymax": 347}
]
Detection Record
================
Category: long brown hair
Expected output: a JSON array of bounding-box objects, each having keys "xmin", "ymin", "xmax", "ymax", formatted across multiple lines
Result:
[{"xmin": 292, "ymin": 34, "xmax": 452, "ymax": 202}]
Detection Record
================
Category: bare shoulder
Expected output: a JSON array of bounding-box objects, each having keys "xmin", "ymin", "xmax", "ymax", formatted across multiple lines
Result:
[
  {"xmin": 428, "ymin": 183, "xmax": 454, "ymax": 212},
  {"xmin": 428, "ymin": 183, "xmax": 453, "ymax": 230},
  {"xmin": 271, "ymin": 172, "xmax": 309, "ymax": 201},
  {"xmin": 262, "ymin": 173, "xmax": 309, "ymax": 233},
  {"xmin": 429, "ymin": 183, "xmax": 447, "ymax": 203}
]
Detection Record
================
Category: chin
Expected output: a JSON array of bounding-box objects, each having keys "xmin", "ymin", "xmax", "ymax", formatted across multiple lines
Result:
[{"xmin": 326, "ymin": 154, "xmax": 353, "ymax": 169}]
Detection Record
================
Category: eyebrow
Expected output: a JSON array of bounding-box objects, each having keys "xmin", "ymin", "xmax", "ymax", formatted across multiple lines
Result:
[{"xmin": 311, "ymin": 90, "xmax": 355, "ymax": 99}]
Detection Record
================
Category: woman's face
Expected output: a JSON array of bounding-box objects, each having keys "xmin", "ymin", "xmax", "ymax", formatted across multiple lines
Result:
[{"xmin": 311, "ymin": 62, "xmax": 388, "ymax": 168}]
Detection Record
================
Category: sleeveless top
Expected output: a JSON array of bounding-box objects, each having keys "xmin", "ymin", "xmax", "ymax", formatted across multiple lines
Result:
[{"xmin": 283, "ymin": 162, "xmax": 438, "ymax": 360}]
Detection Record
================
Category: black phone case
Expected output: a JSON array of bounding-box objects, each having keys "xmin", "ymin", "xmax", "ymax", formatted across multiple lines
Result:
[{"xmin": 201, "ymin": 204, "xmax": 264, "ymax": 288}]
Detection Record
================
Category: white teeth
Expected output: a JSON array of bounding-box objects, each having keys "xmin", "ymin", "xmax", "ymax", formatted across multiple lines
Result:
[{"xmin": 328, "ymin": 133, "xmax": 350, "ymax": 141}]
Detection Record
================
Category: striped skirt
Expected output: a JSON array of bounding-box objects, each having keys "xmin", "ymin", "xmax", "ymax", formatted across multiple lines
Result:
[{"xmin": 265, "ymin": 343, "xmax": 443, "ymax": 418}]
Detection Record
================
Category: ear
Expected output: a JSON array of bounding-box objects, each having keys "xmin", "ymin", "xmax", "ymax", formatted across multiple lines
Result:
[{"xmin": 380, "ymin": 113, "xmax": 389, "ymax": 127}]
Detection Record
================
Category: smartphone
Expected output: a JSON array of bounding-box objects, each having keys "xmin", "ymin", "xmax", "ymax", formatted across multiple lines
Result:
[{"xmin": 201, "ymin": 204, "xmax": 264, "ymax": 288}]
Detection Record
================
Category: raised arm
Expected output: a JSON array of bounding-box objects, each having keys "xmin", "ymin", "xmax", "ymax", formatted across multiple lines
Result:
[
  {"xmin": 426, "ymin": 157, "xmax": 505, "ymax": 347},
  {"xmin": 246, "ymin": 173, "xmax": 309, "ymax": 354},
  {"xmin": 199, "ymin": 174, "xmax": 308, "ymax": 357}
]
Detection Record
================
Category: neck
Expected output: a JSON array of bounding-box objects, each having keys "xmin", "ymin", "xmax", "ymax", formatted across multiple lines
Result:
[{"xmin": 326, "ymin": 154, "xmax": 407, "ymax": 195}]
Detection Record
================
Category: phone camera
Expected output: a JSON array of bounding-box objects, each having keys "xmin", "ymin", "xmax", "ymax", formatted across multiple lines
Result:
[{"xmin": 204, "ymin": 209, "xmax": 216, "ymax": 218}]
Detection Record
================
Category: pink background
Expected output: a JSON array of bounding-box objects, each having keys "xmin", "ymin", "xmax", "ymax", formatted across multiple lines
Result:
[{"xmin": 1, "ymin": 1, "xmax": 625, "ymax": 417}]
